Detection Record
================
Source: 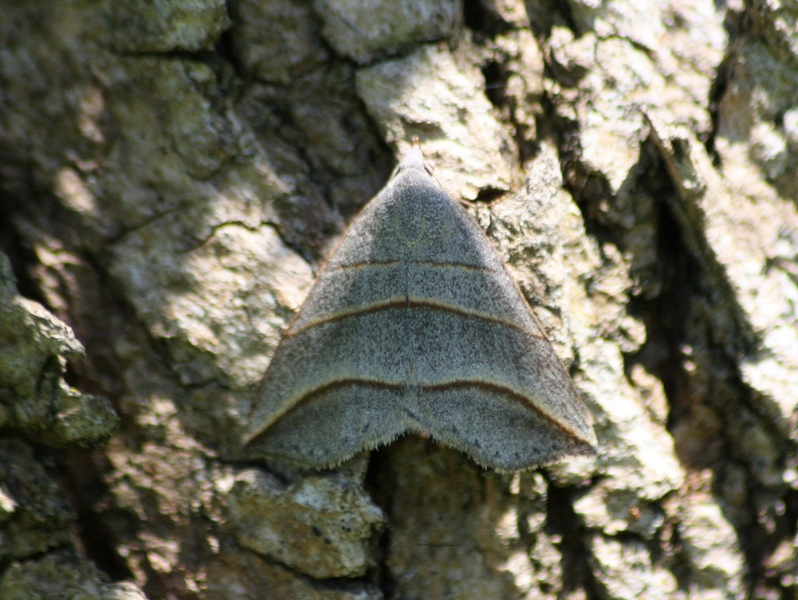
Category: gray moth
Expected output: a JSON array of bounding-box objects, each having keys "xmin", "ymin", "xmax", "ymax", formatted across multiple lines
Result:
[{"xmin": 244, "ymin": 147, "xmax": 596, "ymax": 471}]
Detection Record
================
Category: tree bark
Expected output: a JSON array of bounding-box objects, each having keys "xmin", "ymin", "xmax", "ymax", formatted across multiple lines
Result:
[{"xmin": 1, "ymin": 0, "xmax": 797, "ymax": 598}]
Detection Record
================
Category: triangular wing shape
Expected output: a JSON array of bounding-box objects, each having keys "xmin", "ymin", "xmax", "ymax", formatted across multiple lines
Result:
[{"xmin": 244, "ymin": 148, "xmax": 596, "ymax": 471}]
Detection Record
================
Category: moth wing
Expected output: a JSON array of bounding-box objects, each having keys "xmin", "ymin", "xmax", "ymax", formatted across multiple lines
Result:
[{"xmin": 245, "ymin": 148, "xmax": 596, "ymax": 470}]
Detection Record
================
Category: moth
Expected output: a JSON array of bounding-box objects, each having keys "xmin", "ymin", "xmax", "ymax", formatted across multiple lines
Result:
[{"xmin": 244, "ymin": 147, "xmax": 596, "ymax": 471}]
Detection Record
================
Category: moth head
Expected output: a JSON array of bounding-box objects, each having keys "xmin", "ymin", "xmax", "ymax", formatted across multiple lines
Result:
[{"xmin": 391, "ymin": 146, "xmax": 435, "ymax": 180}]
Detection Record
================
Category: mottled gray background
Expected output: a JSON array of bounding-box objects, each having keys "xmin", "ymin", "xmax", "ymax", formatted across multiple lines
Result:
[{"xmin": 1, "ymin": 0, "xmax": 797, "ymax": 598}]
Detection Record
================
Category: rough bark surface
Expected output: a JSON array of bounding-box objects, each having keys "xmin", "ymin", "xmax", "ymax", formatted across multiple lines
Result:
[{"xmin": 1, "ymin": 0, "xmax": 797, "ymax": 599}]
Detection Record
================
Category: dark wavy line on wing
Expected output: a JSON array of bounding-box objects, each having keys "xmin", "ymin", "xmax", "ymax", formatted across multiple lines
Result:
[
  {"xmin": 287, "ymin": 299, "xmax": 546, "ymax": 339},
  {"xmin": 246, "ymin": 377, "xmax": 593, "ymax": 447}
]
